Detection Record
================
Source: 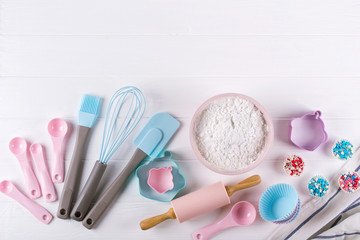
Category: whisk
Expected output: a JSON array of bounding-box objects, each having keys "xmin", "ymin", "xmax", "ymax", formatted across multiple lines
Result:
[{"xmin": 71, "ymin": 86, "xmax": 145, "ymax": 221}]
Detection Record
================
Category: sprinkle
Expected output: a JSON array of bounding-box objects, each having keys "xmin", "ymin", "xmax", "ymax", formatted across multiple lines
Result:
[
  {"xmin": 332, "ymin": 139, "xmax": 353, "ymax": 160},
  {"xmin": 283, "ymin": 155, "xmax": 305, "ymax": 177},
  {"xmin": 308, "ymin": 176, "xmax": 330, "ymax": 197},
  {"xmin": 339, "ymin": 171, "xmax": 360, "ymax": 193}
]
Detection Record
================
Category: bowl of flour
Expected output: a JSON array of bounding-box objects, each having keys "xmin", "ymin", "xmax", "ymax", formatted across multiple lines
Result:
[{"xmin": 190, "ymin": 93, "xmax": 274, "ymax": 175}]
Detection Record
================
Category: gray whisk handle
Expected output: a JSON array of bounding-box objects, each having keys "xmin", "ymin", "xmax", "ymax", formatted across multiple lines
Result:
[
  {"xmin": 82, "ymin": 148, "xmax": 147, "ymax": 229},
  {"xmin": 71, "ymin": 161, "xmax": 107, "ymax": 221},
  {"xmin": 58, "ymin": 126, "xmax": 90, "ymax": 219}
]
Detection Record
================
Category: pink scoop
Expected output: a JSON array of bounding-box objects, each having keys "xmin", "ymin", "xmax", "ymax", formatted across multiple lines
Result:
[
  {"xmin": 30, "ymin": 143, "xmax": 57, "ymax": 202},
  {"xmin": 9, "ymin": 137, "xmax": 41, "ymax": 199},
  {"xmin": 192, "ymin": 201, "xmax": 256, "ymax": 240},
  {"xmin": 0, "ymin": 180, "xmax": 53, "ymax": 224},
  {"xmin": 48, "ymin": 118, "xmax": 69, "ymax": 183}
]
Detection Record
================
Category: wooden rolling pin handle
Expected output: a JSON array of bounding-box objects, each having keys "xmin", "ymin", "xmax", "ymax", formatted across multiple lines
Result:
[
  {"xmin": 140, "ymin": 208, "xmax": 176, "ymax": 230},
  {"xmin": 225, "ymin": 175, "xmax": 261, "ymax": 197}
]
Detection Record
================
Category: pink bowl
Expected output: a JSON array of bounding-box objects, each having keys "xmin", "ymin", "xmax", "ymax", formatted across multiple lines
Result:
[{"xmin": 190, "ymin": 93, "xmax": 274, "ymax": 175}]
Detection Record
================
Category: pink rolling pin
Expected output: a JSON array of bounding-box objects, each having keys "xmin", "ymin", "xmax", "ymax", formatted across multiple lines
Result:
[
  {"xmin": 30, "ymin": 143, "xmax": 57, "ymax": 202},
  {"xmin": 140, "ymin": 175, "xmax": 261, "ymax": 230}
]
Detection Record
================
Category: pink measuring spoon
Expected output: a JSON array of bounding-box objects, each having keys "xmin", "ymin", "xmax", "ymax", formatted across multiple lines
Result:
[
  {"xmin": 0, "ymin": 180, "xmax": 53, "ymax": 224},
  {"xmin": 192, "ymin": 201, "xmax": 256, "ymax": 240},
  {"xmin": 30, "ymin": 143, "xmax": 57, "ymax": 202},
  {"xmin": 48, "ymin": 118, "xmax": 69, "ymax": 183},
  {"xmin": 9, "ymin": 137, "xmax": 41, "ymax": 199}
]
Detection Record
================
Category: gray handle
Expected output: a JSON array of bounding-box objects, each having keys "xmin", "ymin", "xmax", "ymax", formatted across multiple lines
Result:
[
  {"xmin": 82, "ymin": 148, "xmax": 147, "ymax": 229},
  {"xmin": 57, "ymin": 126, "xmax": 90, "ymax": 219},
  {"xmin": 71, "ymin": 161, "xmax": 107, "ymax": 221}
]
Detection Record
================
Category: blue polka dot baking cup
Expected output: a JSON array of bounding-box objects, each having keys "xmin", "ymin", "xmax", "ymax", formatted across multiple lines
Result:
[
  {"xmin": 259, "ymin": 183, "xmax": 299, "ymax": 222},
  {"xmin": 308, "ymin": 175, "xmax": 330, "ymax": 198},
  {"xmin": 332, "ymin": 139, "xmax": 354, "ymax": 160}
]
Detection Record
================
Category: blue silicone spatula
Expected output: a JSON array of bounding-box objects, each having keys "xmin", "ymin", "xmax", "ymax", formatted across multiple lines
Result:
[{"xmin": 82, "ymin": 113, "xmax": 180, "ymax": 229}]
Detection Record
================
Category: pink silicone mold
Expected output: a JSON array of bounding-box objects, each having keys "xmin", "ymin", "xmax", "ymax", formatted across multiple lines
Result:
[{"xmin": 147, "ymin": 167, "xmax": 174, "ymax": 194}]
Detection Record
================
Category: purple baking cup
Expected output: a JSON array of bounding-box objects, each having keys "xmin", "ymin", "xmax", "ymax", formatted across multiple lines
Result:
[{"xmin": 290, "ymin": 111, "xmax": 328, "ymax": 151}]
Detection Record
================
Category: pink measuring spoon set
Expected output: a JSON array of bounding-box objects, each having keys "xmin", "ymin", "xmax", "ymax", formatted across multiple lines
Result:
[{"xmin": 3, "ymin": 118, "xmax": 70, "ymax": 224}]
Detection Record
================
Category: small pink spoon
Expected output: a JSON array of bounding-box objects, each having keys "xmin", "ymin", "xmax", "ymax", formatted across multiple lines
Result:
[
  {"xmin": 9, "ymin": 137, "xmax": 41, "ymax": 199},
  {"xmin": 192, "ymin": 201, "xmax": 256, "ymax": 240},
  {"xmin": 48, "ymin": 118, "xmax": 69, "ymax": 183},
  {"xmin": 30, "ymin": 143, "xmax": 57, "ymax": 202},
  {"xmin": 0, "ymin": 180, "xmax": 53, "ymax": 224}
]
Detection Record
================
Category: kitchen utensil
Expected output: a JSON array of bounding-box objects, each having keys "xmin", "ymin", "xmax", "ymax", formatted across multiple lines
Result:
[
  {"xmin": 58, "ymin": 94, "xmax": 101, "ymax": 219},
  {"xmin": 148, "ymin": 167, "xmax": 174, "ymax": 194},
  {"xmin": 48, "ymin": 118, "xmax": 69, "ymax": 183},
  {"xmin": 259, "ymin": 183, "xmax": 298, "ymax": 222},
  {"xmin": 9, "ymin": 137, "xmax": 41, "ymax": 199},
  {"xmin": 0, "ymin": 180, "xmax": 53, "ymax": 224},
  {"xmin": 71, "ymin": 86, "xmax": 145, "ymax": 221},
  {"xmin": 192, "ymin": 201, "xmax": 256, "ymax": 240},
  {"xmin": 30, "ymin": 143, "xmax": 57, "ymax": 202},
  {"xmin": 140, "ymin": 175, "xmax": 261, "ymax": 230},
  {"xmin": 290, "ymin": 110, "xmax": 327, "ymax": 151},
  {"xmin": 82, "ymin": 112, "xmax": 180, "ymax": 229},
  {"xmin": 190, "ymin": 93, "xmax": 274, "ymax": 175},
  {"xmin": 136, "ymin": 151, "xmax": 185, "ymax": 202}
]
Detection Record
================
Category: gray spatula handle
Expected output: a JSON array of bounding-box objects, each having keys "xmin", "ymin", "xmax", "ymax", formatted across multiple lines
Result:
[
  {"xmin": 57, "ymin": 126, "xmax": 90, "ymax": 219},
  {"xmin": 71, "ymin": 160, "xmax": 107, "ymax": 221},
  {"xmin": 82, "ymin": 148, "xmax": 147, "ymax": 229}
]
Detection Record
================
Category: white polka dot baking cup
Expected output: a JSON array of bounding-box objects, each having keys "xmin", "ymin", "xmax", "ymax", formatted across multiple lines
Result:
[
  {"xmin": 283, "ymin": 155, "xmax": 305, "ymax": 177},
  {"xmin": 338, "ymin": 171, "xmax": 360, "ymax": 193},
  {"xmin": 332, "ymin": 139, "xmax": 354, "ymax": 160},
  {"xmin": 307, "ymin": 175, "xmax": 330, "ymax": 198}
]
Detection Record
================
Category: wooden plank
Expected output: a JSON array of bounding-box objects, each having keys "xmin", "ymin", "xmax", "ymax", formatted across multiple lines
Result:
[
  {"xmin": 1, "ymin": 36, "xmax": 360, "ymax": 77},
  {"xmin": 0, "ymin": 77, "xmax": 360, "ymax": 119},
  {"xmin": 1, "ymin": 0, "xmax": 359, "ymax": 35}
]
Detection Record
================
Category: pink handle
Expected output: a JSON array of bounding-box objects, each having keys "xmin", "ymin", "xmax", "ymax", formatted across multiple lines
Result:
[
  {"xmin": 30, "ymin": 144, "xmax": 57, "ymax": 202},
  {"xmin": 15, "ymin": 151, "xmax": 42, "ymax": 199},
  {"xmin": 192, "ymin": 217, "xmax": 233, "ymax": 240},
  {"xmin": 0, "ymin": 181, "xmax": 53, "ymax": 224},
  {"xmin": 51, "ymin": 137, "xmax": 65, "ymax": 183}
]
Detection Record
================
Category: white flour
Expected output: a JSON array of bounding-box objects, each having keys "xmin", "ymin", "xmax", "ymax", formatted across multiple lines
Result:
[{"xmin": 194, "ymin": 96, "xmax": 268, "ymax": 171}]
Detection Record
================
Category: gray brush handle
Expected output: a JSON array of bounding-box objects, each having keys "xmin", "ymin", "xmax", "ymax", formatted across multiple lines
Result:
[
  {"xmin": 71, "ymin": 161, "xmax": 107, "ymax": 221},
  {"xmin": 82, "ymin": 148, "xmax": 147, "ymax": 229},
  {"xmin": 57, "ymin": 126, "xmax": 90, "ymax": 219}
]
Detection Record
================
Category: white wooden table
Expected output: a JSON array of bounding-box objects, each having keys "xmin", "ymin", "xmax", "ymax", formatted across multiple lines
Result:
[{"xmin": 1, "ymin": 1, "xmax": 360, "ymax": 239}]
